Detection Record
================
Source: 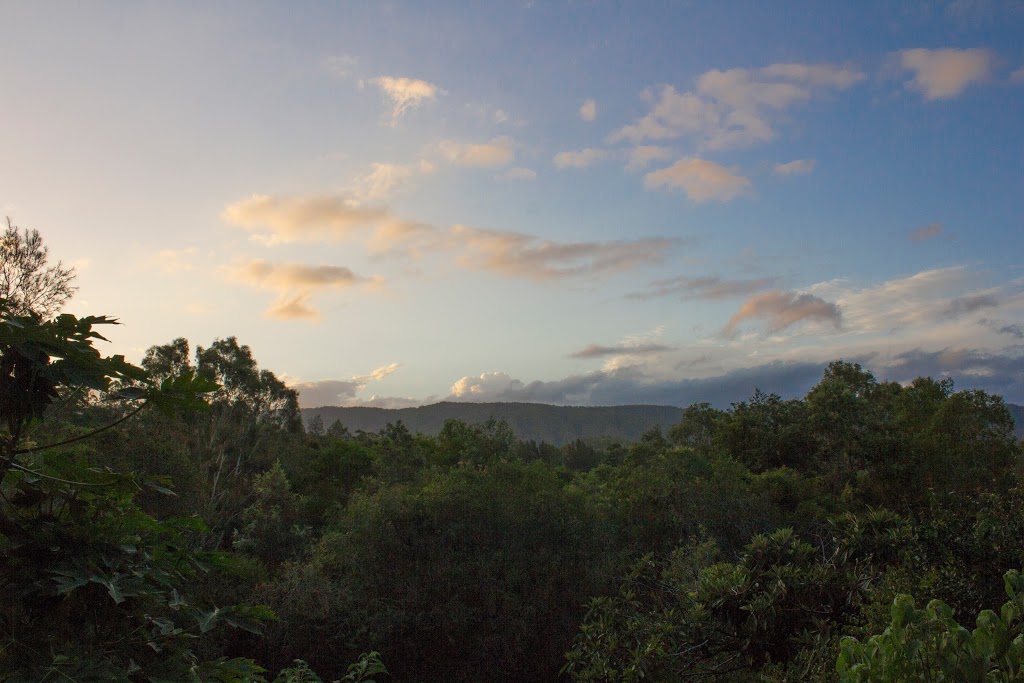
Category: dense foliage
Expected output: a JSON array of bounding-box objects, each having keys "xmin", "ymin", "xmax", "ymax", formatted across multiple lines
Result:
[{"xmin": 3, "ymin": 229, "xmax": 1023, "ymax": 681}]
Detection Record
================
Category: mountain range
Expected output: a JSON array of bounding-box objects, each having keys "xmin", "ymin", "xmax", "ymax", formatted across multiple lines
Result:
[{"xmin": 304, "ymin": 401, "xmax": 1024, "ymax": 446}]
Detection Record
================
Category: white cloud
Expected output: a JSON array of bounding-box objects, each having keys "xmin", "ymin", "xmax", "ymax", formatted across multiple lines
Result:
[
  {"xmin": 898, "ymin": 48, "xmax": 994, "ymax": 100},
  {"xmin": 644, "ymin": 158, "xmax": 751, "ymax": 202},
  {"xmin": 773, "ymin": 159, "xmax": 816, "ymax": 176},
  {"xmin": 610, "ymin": 61, "xmax": 864, "ymax": 150},
  {"xmin": 579, "ymin": 98, "xmax": 597, "ymax": 121},
  {"xmin": 368, "ymin": 75, "xmax": 442, "ymax": 124},
  {"xmin": 450, "ymin": 371, "xmax": 523, "ymax": 398},
  {"xmin": 553, "ymin": 148, "xmax": 607, "ymax": 169},
  {"xmin": 1010, "ymin": 66, "xmax": 1024, "ymax": 84},
  {"xmin": 439, "ymin": 136, "xmax": 516, "ymax": 167}
]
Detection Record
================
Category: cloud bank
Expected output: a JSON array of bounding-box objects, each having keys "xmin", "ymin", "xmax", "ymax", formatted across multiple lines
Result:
[{"xmin": 291, "ymin": 362, "xmax": 403, "ymax": 407}]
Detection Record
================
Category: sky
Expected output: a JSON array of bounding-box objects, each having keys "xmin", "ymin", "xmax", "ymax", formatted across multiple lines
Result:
[{"xmin": 2, "ymin": 1, "xmax": 1023, "ymax": 409}]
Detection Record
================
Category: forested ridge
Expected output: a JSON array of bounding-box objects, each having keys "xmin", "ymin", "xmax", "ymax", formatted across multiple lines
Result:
[
  {"xmin": 306, "ymin": 399, "xmax": 1024, "ymax": 446},
  {"xmin": 4, "ymin": 227, "xmax": 1024, "ymax": 681},
  {"xmin": 303, "ymin": 402, "xmax": 686, "ymax": 446}
]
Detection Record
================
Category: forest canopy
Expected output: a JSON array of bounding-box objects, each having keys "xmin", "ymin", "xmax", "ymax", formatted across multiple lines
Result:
[{"xmin": 2, "ymin": 228, "xmax": 1023, "ymax": 681}]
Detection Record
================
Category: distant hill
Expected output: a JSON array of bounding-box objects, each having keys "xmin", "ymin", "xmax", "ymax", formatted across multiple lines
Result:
[
  {"xmin": 304, "ymin": 401, "xmax": 1024, "ymax": 445},
  {"xmin": 303, "ymin": 402, "xmax": 685, "ymax": 446}
]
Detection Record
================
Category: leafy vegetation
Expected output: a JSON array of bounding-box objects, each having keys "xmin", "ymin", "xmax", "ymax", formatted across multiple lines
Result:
[{"xmin": 3, "ymin": 228, "xmax": 1023, "ymax": 680}]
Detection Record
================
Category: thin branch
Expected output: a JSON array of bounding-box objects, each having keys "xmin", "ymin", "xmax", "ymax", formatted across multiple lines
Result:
[
  {"xmin": 12, "ymin": 401, "xmax": 148, "ymax": 455},
  {"xmin": 8, "ymin": 461, "xmax": 117, "ymax": 487}
]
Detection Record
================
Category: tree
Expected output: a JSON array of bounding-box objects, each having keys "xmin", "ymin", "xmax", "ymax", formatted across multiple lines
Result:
[
  {"xmin": 0, "ymin": 217, "xmax": 77, "ymax": 318},
  {"xmin": 196, "ymin": 336, "xmax": 301, "ymax": 432},
  {"xmin": 142, "ymin": 336, "xmax": 193, "ymax": 382},
  {"xmin": 837, "ymin": 570, "xmax": 1024, "ymax": 682},
  {"xmin": 668, "ymin": 402, "xmax": 723, "ymax": 452},
  {"xmin": 0, "ymin": 300, "xmax": 277, "ymax": 680},
  {"xmin": 565, "ymin": 513, "xmax": 916, "ymax": 683}
]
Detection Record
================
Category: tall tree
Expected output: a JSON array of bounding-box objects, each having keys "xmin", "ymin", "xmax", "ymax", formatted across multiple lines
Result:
[{"xmin": 0, "ymin": 218, "xmax": 77, "ymax": 318}]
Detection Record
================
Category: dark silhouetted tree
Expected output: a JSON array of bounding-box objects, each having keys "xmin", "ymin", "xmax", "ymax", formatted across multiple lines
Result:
[{"xmin": 0, "ymin": 218, "xmax": 77, "ymax": 318}]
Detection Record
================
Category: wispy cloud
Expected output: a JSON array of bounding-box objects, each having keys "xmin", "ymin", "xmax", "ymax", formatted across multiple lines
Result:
[
  {"xmin": 221, "ymin": 192, "xmax": 678, "ymax": 282},
  {"xmin": 610, "ymin": 61, "xmax": 864, "ymax": 150},
  {"xmin": 897, "ymin": 48, "xmax": 994, "ymax": 100},
  {"xmin": 325, "ymin": 54, "xmax": 357, "ymax": 78},
  {"xmin": 439, "ymin": 136, "xmax": 516, "ymax": 167},
  {"xmin": 140, "ymin": 247, "xmax": 199, "ymax": 274},
  {"xmin": 265, "ymin": 292, "xmax": 320, "ymax": 321},
  {"xmin": 943, "ymin": 293, "xmax": 998, "ymax": 318},
  {"xmin": 348, "ymin": 160, "xmax": 436, "ymax": 202},
  {"xmin": 228, "ymin": 260, "xmax": 370, "ymax": 290},
  {"xmin": 579, "ymin": 98, "xmax": 597, "ymax": 121},
  {"xmin": 353, "ymin": 362, "xmax": 402, "ymax": 382},
  {"xmin": 570, "ymin": 342, "xmax": 674, "ymax": 359},
  {"xmin": 996, "ymin": 323, "xmax": 1023, "ymax": 338},
  {"xmin": 628, "ymin": 274, "xmax": 776, "ymax": 301},
  {"xmin": 367, "ymin": 75, "xmax": 442, "ymax": 124},
  {"xmin": 644, "ymin": 158, "xmax": 751, "ymax": 202},
  {"xmin": 624, "ymin": 145, "xmax": 673, "ymax": 172},
  {"xmin": 451, "ymin": 224, "xmax": 675, "ymax": 281},
  {"xmin": 225, "ymin": 259, "xmax": 379, "ymax": 321},
  {"xmin": 804, "ymin": 266, "xmax": 1024, "ymax": 341},
  {"xmin": 911, "ymin": 223, "xmax": 945, "ymax": 241},
  {"xmin": 501, "ymin": 166, "xmax": 537, "ymax": 180},
  {"xmin": 773, "ymin": 159, "xmax": 816, "ymax": 176},
  {"xmin": 979, "ymin": 318, "xmax": 1023, "ymax": 338},
  {"xmin": 222, "ymin": 194, "xmax": 391, "ymax": 244},
  {"xmin": 1012, "ymin": 66, "xmax": 1024, "ymax": 84},
  {"xmin": 724, "ymin": 290, "xmax": 842, "ymax": 336},
  {"xmin": 553, "ymin": 148, "xmax": 607, "ymax": 169}
]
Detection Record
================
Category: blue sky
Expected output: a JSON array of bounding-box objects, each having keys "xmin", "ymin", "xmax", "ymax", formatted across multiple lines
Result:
[{"xmin": 3, "ymin": 1, "xmax": 1023, "ymax": 408}]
